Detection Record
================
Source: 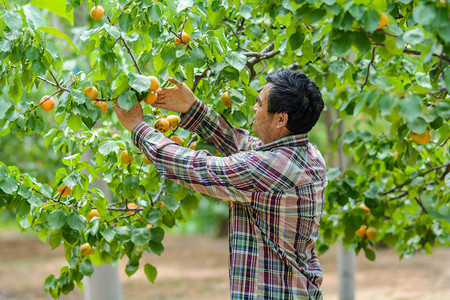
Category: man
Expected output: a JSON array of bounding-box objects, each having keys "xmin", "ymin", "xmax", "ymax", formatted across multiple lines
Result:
[{"xmin": 113, "ymin": 70, "xmax": 327, "ymax": 299}]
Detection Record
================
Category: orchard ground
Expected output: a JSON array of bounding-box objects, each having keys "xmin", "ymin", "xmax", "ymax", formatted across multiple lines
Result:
[{"xmin": 0, "ymin": 228, "xmax": 449, "ymax": 300}]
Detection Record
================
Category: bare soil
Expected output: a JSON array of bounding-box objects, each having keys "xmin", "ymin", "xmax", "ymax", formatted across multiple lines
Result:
[{"xmin": 0, "ymin": 230, "xmax": 449, "ymax": 300}]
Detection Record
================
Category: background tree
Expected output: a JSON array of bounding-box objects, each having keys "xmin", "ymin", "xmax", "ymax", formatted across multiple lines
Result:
[{"xmin": 0, "ymin": 0, "xmax": 449, "ymax": 298}]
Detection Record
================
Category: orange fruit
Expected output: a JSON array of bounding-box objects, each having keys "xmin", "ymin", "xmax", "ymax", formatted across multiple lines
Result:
[
  {"xmin": 154, "ymin": 118, "xmax": 170, "ymax": 133},
  {"xmin": 87, "ymin": 209, "xmax": 100, "ymax": 221},
  {"xmin": 377, "ymin": 12, "xmax": 388, "ymax": 30},
  {"xmin": 90, "ymin": 5, "xmax": 104, "ymax": 20},
  {"xmin": 127, "ymin": 202, "xmax": 138, "ymax": 215},
  {"xmin": 366, "ymin": 227, "xmax": 378, "ymax": 239},
  {"xmin": 167, "ymin": 115, "xmax": 181, "ymax": 129},
  {"xmin": 355, "ymin": 225, "xmax": 367, "ymax": 238},
  {"xmin": 148, "ymin": 76, "xmax": 160, "ymax": 91},
  {"xmin": 189, "ymin": 141, "xmax": 197, "ymax": 150},
  {"xmin": 120, "ymin": 150, "xmax": 134, "ymax": 164},
  {"xmin": 221, "ymin": 92, "xmax": 232, "ymax": 106},
  {"xmin": 144, "ymin": 92, "xmax": 158, "ymax": 105},
  {"xmin": 159, "ymin": 202, "xmax": 166, "ymax": 208},
  {"xmin": 410, "ymin": 130, "xmax": 430, "ymax": 145},
  {"xmin": 146, "ymin": 224, "xmax": 153, "ymax": 229},
  {"xmin": 40, "ymin": 96, "xmax": 56, "ymax": 111},
  {"xmin": 80, "ymin": 243, "xmax": 94, "ymax": 256},
  {"xmin": 359, "ymin": 204, "xmax": 371, "ymax": 215},
  {"xmin": 93, "ymin": 100, "xmax": 107, "ymax": 113},
  {"xmin": 170, "ymin": 135, "xmax": 185, "ymax": 146},
  {"xmin": 142, "ymin": 155, "xmax": 152, "ymax": 164},
  {"xmin": 58, "ymin": 184, "xmax": 72, "ymax": 196},
  {"xmin": 84, "ymin": 86, "xmax": 98, "ymax": 100},
  {"xmin": 175, "ymin": 32, "xmax": 190, "ymax": 46}
]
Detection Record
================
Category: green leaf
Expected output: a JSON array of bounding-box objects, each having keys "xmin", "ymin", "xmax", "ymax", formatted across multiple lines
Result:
[
  {"xmin": 64, "ymin": 171, "xmax": 81, "ymax": 187},
  {"xmin": 37, "ymin": 27, "xmax": 78, "ymax": 51},
  {"xmin": 0, "ymin": 177, "xmax": 18, "ymax": 194},
  {"xmin": 131, "ymin": 228, "xmax": 151, "ymax": 246},
  {"xmin": 232, "ymin": 110, "xmax": 247, "ymax": 127},
  {"xmin": 49, "ymin": 229, "xmax": 62, "ymax": 249},
  {"xmin": 62, "ymin": 153, "xmax": 81, "ymax": 167},
  {"xmin": 364, "ymin": 247, "xmax": 376, "ymax": 261},
  {"xmin": 98, "ymin": 140, "xmax": 119, "ymax": 155},
  {"xmin": 94, "ymin": 196, "xmax": 107, "ymax": 218},
  {"xmin": 329, "ymin": 61, "xmax": 348, "ymax": 78},
  {"xmin": 3, "ymin": 11, "xmax": 23, "ymax": 31},
  {"xmin": 128, "ymin": 72, "xmax": 151, "ymax": 93},
  {"xmin": 413, "ymin": 5, "xmax": 436, "ymax": 26},
  {"xmin": 435, "ymin": 101, "xmax": 450, "ymax": 120},
  {"xmin": 48, "ymin": 210, "xmax": 67, "ymax": 230},
  {"xmin": 363, "ymin": 10, "xmax": 381, "ymax": 32},
  {"xmin": 67, "ymin": 114, "xmax": 82, "ymax": 132},
  {"xmin": 445, "ymin": 173, "xmax": 450, "ymax": 187},
  {"xmin": 101, "ymin": 227, "xmax": 115, "ymax": 243},
  {"xmin": 190, "ymin": 48, "xmax": 207, "ymax": 68},
  {"xmin": 398, "ymin": 96, "xmax": 422, "ymax": 123},
  {"xmin": 31, "ymin": 0, "xmax": 74, "ymax": 25},
  {"xmin": 125, "ymin": 261, "xmax": 139, "ymax": 276},
  {"xmin": 402, "ymin": 28, "xmax": 425, "ymax": 45},
  {"xmin": 67, "ymin": 214, "xmax": 86, "ymax": 231},
  {"xmin": 146, "ymin": 209, "xmax": 161, "ymax": 223},
  {"xmin": 124, "ymin": 175, "xmax": 140, "ymax": 189},
  {"xmin": 149, "ymin": 241, "xmax": 164, "ymax": 255},
  {"xmin": 289, "ymin": 32, "xmax": 305, "ymax": 51},
  {"xmin": 144, "ymin": 263, "xmax": 157, "ymax": 283},
  {"xmin": 150, "ymin": 227, "xmax": 165, "ymax": 243},
  {"xmin": 177, "ymin": 0, "xmax": 193, "ymax": 12},
  {"xmin": 80, "ymin": 260, "xmax": 94, "ymax": 277},
  {"xmin": 118, "ymin": 90, "xmax": 137, "ymax": 111}
]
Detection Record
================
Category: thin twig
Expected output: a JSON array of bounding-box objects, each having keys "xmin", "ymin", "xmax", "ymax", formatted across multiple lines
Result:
[{"xmin": 360, "ymin": 47, "xmax": 377, "ymax": 93}]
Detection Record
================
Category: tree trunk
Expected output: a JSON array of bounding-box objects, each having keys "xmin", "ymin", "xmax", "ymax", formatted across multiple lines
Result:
[
  {"xmin": 81, "ymin": 149, "xmax": 123, "ymax": 300},
  {"xmin": 324, "ymin": 108, "xmax": 355, "ymax": 300}
]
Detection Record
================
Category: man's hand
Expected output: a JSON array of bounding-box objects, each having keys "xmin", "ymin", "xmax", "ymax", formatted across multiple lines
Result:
[
  {"xmin": 113, "ymin": 99, "xmax": 144, "ymax": 132},
  {"xmin": 153, "ymin": 78, "xmax": 196, "ymax": 113}
]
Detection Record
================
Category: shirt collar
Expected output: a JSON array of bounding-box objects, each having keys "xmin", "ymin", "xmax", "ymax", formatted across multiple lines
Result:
[{"xmin": 255, "ymin": 133, "xmax": 309, "ymax": 151}]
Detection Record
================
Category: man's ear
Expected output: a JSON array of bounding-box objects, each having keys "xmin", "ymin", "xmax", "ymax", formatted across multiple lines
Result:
[{"xmin": 276, "ymin": 112, "xmax": 288, "ymax": 128}]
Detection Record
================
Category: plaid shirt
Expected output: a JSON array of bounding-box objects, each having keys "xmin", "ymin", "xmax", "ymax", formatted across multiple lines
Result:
[{"xmin": 132, "ymin": 100, "xmax": 327, "ymax": 299}]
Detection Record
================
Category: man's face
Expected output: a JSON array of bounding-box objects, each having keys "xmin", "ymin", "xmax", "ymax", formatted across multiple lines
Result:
[{"xmin": 252, "ymin": 83, "xmax": 278, "ymax": 144}]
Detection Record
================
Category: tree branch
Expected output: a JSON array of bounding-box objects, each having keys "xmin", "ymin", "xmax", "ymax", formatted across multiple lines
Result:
[
  {"xmin": 380, "ymin": 162, "xmax": 450, "ymax": 196},
  {"xmin": 360, "ymin": 47, "xmax": 377, "ymax": 93}
]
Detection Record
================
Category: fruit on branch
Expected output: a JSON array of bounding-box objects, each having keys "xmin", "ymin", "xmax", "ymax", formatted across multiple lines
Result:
[
  {"xmin": 189, "ymin": 141, "xmax": 197, "ymax": 150},
  {"xmin": 144, "ymin": 92, "xmax": 158, "ymax": 105},
  {"xmin": 147, "ymin": 224, "xmax": 153, "ymax": 229},
  {"xmin": 93, "ymin": 100, "xmax": 107, "ymax": 113},
  {"xmin": 58, "ymin": 184, "xmax": 72, "ymax": 196},
  {"xmin": 377, "ymin": 12, "xmax": 388, "ymax": 30},
  {"xmin": 87, "ymin": 209, "xmax": 100, "ymax": 221},
  {"xmin": 221, "ymin": 92, "xmax": 232, "ymax": 106},
  {"xmin": 170, "ymin": 135, "xmax": 185, "ymax": 146},
  {"xmin": 355, "ymin": 225, "xmax": 367, "ymax": 238},
  {"xmin": 84, "ymin": 86, "xmax": 98, "ymax": 100},
  {"xmin": 366, "ymin": 227, "xmax": 378, "ymax": 239},
  {"xmin": 120, "ymin": 150, "xmax": 134, "ymax": 164},
  {"xmin": 90, "ymin": 6, "xmax": 104, "ymax": 20},
  {"xmin": 175, "ymin": 31, "xmax": 190, "ymax": 46},
  {"xmin": 154, "ymin": 118, "xmax": 170, "ymax": 133},
  {"xmin": 142, "ymin": 155, "xmax": 152, "ymax": 164},
  {"xmin": 410, "ymin": 130, "xmax": 431, "ymax": 145},
  {"xmin": 166, "ymin": 115, "xmax": 181, "ymax": 129},
  {"xmin": 40, "ymin": 96, "xmax": 56, "ymax": 111},
  {"xmin": 126, "ymin": 202, "xmax": 138, "ymax": 215},
  {"xmin": 359, "ymin": 203, "xmax": 371, "ymax": 215},
  {"xmin": 80, "ymin": 243, "xmax": 94, "ymax": 256},
  {"xmin": 148, "ymin": 76, "xmax": 160, "ymax": 91}
]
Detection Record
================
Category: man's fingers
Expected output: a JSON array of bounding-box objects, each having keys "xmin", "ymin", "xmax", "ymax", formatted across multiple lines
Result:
[{"xmin": 168, "ymin": 77, "xmax": 180, "ymax": 86}]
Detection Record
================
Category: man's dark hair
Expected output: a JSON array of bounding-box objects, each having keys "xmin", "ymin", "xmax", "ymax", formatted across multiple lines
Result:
[{"xmin": 266, "ymin": 70, "xmax": 324, "ymax": 134}]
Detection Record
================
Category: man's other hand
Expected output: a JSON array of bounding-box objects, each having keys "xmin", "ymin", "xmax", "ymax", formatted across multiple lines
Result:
[
  {"xmin": 153, "ymin": 78, "xmax": 196, "ymax": 113},
  {"xmin": 113, "ymin": 100, "xmax": 144, "ymax": 132}
]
